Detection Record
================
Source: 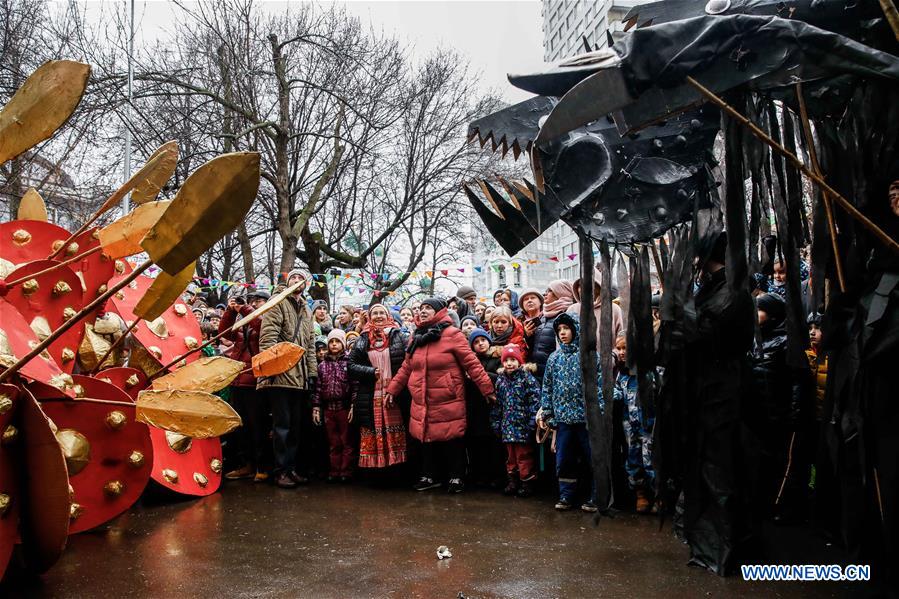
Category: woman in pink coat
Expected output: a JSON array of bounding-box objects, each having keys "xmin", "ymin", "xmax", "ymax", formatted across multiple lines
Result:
[{"xmin": 386, "ymin": 298, "xmax": 495, "ymax": 493}]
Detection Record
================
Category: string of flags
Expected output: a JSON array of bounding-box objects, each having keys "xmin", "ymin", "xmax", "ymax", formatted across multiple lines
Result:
[{"xmin": 175, "ymin": 252, "xmax": 584, "ymax": 296}]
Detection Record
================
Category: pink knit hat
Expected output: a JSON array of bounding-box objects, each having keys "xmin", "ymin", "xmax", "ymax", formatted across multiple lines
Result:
[{"xmin": 501, "ymin": 344, "xmax": 525, "ymax": 365}]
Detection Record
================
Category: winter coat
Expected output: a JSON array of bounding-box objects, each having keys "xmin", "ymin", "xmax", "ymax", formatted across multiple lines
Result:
[
  {"xmin": 387, "ymin": 314, "xmax": 494, "ymax": 442},
  {"xmin": 485, "ymin": 318, "xmax": 529, "ymax": 360},
  {"xmin": 347, "ymin": 328, "xmax": 409, "ymax": 429},
  {"xmin": 465, "ymin": 351, "xmax": 501, "ymax": 437},
  {"xmin": 540, "ymin": 342, "xmax": 616, "ymax": 427},
  {"xmin": 525, "ymin": 316, "xmax": 557, "ymax": 380},
  {"xmin": 805, "ymin": 348, "xmax": 828, "ymax": 422},
  {"xmin": 256, "ymin": 293, "xmax": 318, "ymax": 391},
  {"xmin": 313, "ymin": 353, "xmax": 351, "ymax": 410},
  {"xmin": 492, "ymin": 366, "xmax": 540, "ymax": 443},
  {"xmin": 219, "ymin": 304, "xmax": 260, "ymax": 387},
  {"xmin": 750, "ymin": 322, "xmax": 811, "ymax": 426}
]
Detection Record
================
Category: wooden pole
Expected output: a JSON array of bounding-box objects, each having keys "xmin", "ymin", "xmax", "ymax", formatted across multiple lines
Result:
[
  {"xmin": 795, "ymin": 82, "xmax": 846, "ymax": 293},
  {"xmin": 686, "ymin": 77, "xmax": 899, "ymax": 256},
  {"xmin": 0, "ymin": 259, "xmax": 151, "ymax": 384},
  {"xmin": 880, "ymin": 0, "xmax": 899, "ymax": 41},
  {"xmin": 38, "ymin": 396, "xmax": 134, "ymax": 408},
  {"xmin": 147, "ymin": 328, "xmax": 228, "ymax": 380},
  {"xmin": 4, "ymin": 245, "xmax": 102, "ymax": 288}
]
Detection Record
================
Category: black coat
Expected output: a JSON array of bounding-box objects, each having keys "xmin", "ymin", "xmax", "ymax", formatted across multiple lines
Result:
[
  {"xmin": 526, "ymin": 316, "xmax": 558, "ymax": 380},
  {"xmin": 749, "ymin": 323, "xmax": 811, "ymax": 426},
  {"xmin": 348, "ymin": 328, "xmax": 409, "ymax": 429},
  {"xmin": 466, "ymin": 352, "xmax": 502, "ymax": 437}
]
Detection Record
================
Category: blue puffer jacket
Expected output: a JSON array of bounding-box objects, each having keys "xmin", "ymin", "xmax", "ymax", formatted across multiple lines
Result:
[
  {"xmin": 540, "ymin": 318, "xmax": 618, "ymax": 427},
  {"xmin": 492, "ymin": 367, "xmax": 541, "ymax": 443},
  {"xmin": 527, "ymin": 316, "xmax": 557, "ymax": 380}
]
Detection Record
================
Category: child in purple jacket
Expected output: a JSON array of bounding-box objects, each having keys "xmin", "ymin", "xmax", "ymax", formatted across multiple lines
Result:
[{"xmin": 312, "ymin": 329, "xmax": 354, "ymax": 481}]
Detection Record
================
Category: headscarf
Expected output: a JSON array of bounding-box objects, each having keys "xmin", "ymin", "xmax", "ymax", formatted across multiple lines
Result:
[
  {"xmin": 543, "ymin": 279, "xmax": 575, "ymax": 319},
  {"xmin": 364, "ymin": 304, "xmax": 393, "ymax": 348},
  {"xmin": 408, "ymin": 308, "xmax": 451, "ymax": 354}
]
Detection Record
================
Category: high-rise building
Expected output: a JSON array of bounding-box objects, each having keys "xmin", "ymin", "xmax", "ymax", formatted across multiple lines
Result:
[{"xmin": 542, "ymin": 1, "xmax": 650, "ymax": 61}]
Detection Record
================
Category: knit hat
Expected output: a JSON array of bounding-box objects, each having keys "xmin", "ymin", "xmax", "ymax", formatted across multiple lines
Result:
[
  {"xmin": 460, "ymin": 315, "xmax": 480, "ymax": 328},
  {"xmin": 311, "ymin": 299, "xmax": 328, "ymax": 312},
  {"xmin": 552, "ymin": 312, "xmax": 579, "ymax": 340},
  {"xmin": 456, "ymin": 285, "xmax": 477, "ymax": 300},
  {"xmin": 501, "ymin": 343, "xmax": 526, "ymax": 365},
  {"xmin": 327, "ymin": 328, "xmax": 346, "ymax": 347},
  {"xmin": 468, "ymin": 327, "xmax": 492, "ymax": 348},
  {"xmin": 756, "ymin": 292, "xmax": 786, "ymax": 324},
  {"xmin": 421, "ymin": 297, "xmax": 447, "ymax": 312},
  {"xmin": 345, "ymin": 330, "xmax": 360, "ymax": 342},
  {"xmin": 286, "ymin": 268, "xmax": 309, "ymax": 285},
  {"xmin": 806, "ymin": 311, "xmax": 823, "ymax": 326},
  {"xmin": 315, "ymin": 335, "xmax": 327, "ymax": 349},
  {"xmin": 518, "ymin": 287, "xmax": 544, "ymax": 308}
]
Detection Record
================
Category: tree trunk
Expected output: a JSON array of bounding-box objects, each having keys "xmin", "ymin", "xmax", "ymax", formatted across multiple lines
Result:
[{"xmin": 270, "ymin": 34, "xmax": 296, "ymax": 280}]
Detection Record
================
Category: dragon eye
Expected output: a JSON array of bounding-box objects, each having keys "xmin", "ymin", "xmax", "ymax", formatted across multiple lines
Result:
[{"xmin": 705, "ymin": 0, "xmax": 731, "ymax": 14}]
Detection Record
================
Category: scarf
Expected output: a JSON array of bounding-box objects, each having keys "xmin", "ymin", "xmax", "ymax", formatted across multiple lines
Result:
[
  {"xmin": 491, "ymin": 324, "xmax": 514, "ymax": 346},
  {"xmin": 364, "ymin": 322, "xmax": 392, "ymax": 349},
  {"xmin": 543, "ymin": 280, "xmax": 575, "ymax": 319},
  {"xmin": 408, "ymin": 309, "xmax": 451, "ymax": 354}
]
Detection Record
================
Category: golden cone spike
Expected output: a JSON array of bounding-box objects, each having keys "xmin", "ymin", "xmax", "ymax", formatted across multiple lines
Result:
[
  {"xmin": 133, "ymin": 260, "xmax": 195, "ymax": 322},
  {"xmin": 17, "ymin": 187, "xmax": 48, "ymax": 221},
  {"xmin": 252, "ymin": 342, "xmax": 305, "ymax": 378},
  {"xmin": 135, "ymin": 389, "xmax": 242, "ymax": 439},
  {"xmin": 0, "ymin": 60, "xmax": 91, "ymax": 164},
  {"xmin": 97, "ymin": 200, "xmax": 171, "ymax": 259},
  {"xmin": 130, "ymin": 141, "xmax": 178, "ymax": 204},
  {"xmin": 140, "ymin": 152, "xmax": 261, "ymax": 275},
  {"xmin": 150, "ymin": 356, "xmax": 244, "ymax": 394}
]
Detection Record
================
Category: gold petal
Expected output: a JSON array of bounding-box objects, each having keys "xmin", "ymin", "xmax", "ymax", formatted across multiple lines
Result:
[
  {"xmin": 151, "ymin": 356, "xmax": 244, "ymax": 394},
  {"xmin": 137, "ymin": 389, "xmax": 241, "ymax": 439},
  {"xmin": 17, "ymin": 187, "xmax": 48, "ymax": 221}
]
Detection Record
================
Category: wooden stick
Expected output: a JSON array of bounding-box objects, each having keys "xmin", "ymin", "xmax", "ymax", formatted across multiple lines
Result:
[
  {"xmin": 686, "ymin": 77, "xmax": 899, "ymax": 256},
  {"xmin": 89, "ymin": 318, "xmax": 140, "ymax": 375},
  {"xmin": 38, "ymin": 396, "xmax": 134, "ymax": 408},
  {"xmin": 5, "ymin": 245, "xmax": 102, "ymax": 287},
  {"xmin": 874, "ymin": 467, "xmax": 886, "ymax": 525},
  {"xmin": 147, "ymin": 328, "xmax": 228, "ymax": 380},
  {"xmin": 795, "ymin": 83, "xmax": 846, "ymax": 293},
  {"xmin": 775, "ymin": 431, "xmax": 797, "ymax": 506},
  {"xmin": 880, "ymin": 0, "xmax": 899, "ymax": 41},
  {"xmin": 0, "ymin": 259, "xmax": 151, "ymax": 384}
]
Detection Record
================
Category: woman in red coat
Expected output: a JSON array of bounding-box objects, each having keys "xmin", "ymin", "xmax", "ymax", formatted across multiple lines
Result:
[{"xmin": 386, "ymin": 298, "xmax": 495, "ymax": 493}]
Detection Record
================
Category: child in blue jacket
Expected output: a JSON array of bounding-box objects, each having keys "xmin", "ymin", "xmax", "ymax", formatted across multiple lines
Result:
[
  {"xmin": 538, "ymin": 312, "xmax": 619, "ymax": 512},
  {"xmin": 493, "ymin": 343, "xmax": 541, "ymax": 498}
]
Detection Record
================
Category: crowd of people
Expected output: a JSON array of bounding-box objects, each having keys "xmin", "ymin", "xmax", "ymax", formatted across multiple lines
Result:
[{"xmin": 187, "ymin": 252, "xmax": 825, "ymax": 521}]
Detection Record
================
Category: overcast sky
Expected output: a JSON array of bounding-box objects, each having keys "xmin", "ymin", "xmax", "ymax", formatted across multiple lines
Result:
[{"xmin": 106, "ymin": 0, "xmax": 546, "ymax": 104}]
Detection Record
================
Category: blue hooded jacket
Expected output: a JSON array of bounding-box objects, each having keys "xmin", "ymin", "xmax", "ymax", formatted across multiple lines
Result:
[{"xmin": 540, "ymin": 313, "xmax": 619, "ymax": 426}]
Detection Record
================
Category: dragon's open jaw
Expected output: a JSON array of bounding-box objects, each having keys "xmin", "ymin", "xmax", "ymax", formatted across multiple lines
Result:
[
  {"xmin": 462, "ymin": 177, "xmax": 563, "ymax": 256},
  {"xmin": 467, "ymin": 96, "xmax": 556, "ymax": 162}
]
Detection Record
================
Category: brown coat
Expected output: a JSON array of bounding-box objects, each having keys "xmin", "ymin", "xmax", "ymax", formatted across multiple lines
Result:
[{"xmin": 256, "ymin": 293, "xmax": 318, "ymax": 391}]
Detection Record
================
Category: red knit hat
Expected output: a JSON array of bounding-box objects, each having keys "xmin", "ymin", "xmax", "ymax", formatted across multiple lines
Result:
[{"xmin": 501, "ymin": 344, "xmax": 525, "ymax": 365}]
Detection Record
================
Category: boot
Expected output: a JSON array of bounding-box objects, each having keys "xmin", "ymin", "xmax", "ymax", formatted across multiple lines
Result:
[
  {"xmin": 503, "ymin": 474, "xmax": 519, "ymax": 496},
  {"xmin": 635, "ymin": 488, "xmax": 651, "ymax": 514},
  {"xmin": 517, "ymin": 476, "xmax": 535, "ymax": 498}
]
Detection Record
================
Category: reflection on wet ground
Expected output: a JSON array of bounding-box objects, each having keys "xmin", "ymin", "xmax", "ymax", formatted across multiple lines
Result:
[{"xmin": 5, "ymin": 482, "xmax": 859, "ymax": 597}]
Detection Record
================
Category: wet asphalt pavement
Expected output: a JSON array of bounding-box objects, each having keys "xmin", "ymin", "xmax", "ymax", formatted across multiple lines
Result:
[{"xmin": 5, "ymin": 481, "xmax": 864, "ymax": 598}]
